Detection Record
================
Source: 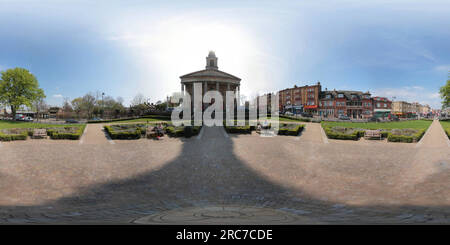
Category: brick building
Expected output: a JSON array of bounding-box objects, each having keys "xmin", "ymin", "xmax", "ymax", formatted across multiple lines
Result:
[
  {"xmin": 372, "ymin": 96, "xmax": 392, "ymax": 118},
  {"xmin": 318, "ymin": 90, "xmax": 373, "ymax": 118},
  {"xmin": 279, "ymin": 82, "xmax": 321, "ymax": 114}
]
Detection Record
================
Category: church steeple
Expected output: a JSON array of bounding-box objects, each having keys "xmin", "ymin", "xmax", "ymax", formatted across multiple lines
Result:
[{"xmin": 205, "ymin": 51, "xmax": 218, "ymax": 70}]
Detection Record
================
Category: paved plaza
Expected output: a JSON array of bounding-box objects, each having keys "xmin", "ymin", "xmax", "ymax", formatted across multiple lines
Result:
[{"xmin": 0, "ymin": 120, "xmax": 449, "ymax": 224}]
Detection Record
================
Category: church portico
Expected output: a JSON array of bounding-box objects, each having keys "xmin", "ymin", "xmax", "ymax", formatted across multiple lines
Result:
[{"xmin": 180, "ymin": 51, "xmax": 241, "ymax": 117}]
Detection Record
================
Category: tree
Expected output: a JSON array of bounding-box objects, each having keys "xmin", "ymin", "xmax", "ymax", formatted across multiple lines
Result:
[
  {"xmin": 131, "ymin": 93, "xmax": 147, "ymax": 107},
  {"xmin": 71, "ymin": 97, "xmax": 83, "ymax": 118},
  {"xmin": 0, "ymin": 68, "xmax": 45, "ymax": 118},
  {"xmin": 440, "ymin": 79, "xmax": 450, "ymax": 108},
  {"xmin": 32, "ymin": 98, "xmax": 48, "ymax": 122},
  {"xmin": 81, "ymin": 93, "xmax": 96, "ymax": 119}
]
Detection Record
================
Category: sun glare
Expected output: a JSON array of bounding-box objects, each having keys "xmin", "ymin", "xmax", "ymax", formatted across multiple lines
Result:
[{"xmin": 109, "ymin": 15, "xmax": 283, "ymax": 103}]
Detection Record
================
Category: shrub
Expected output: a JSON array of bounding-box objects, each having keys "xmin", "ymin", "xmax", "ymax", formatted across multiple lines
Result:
[
  {"xmin": 387, "ymin": 128, "xmax": 425, "ymax": 143},
  {"xmin": 323, "ymin": 127, "xmax": 360, "ymax": 140},
  {"xmin": 0, "ymin": 131, "xmax": 28, "ymax": 141},
  {"xmin": 225, "ymin": 125, "xmax": 252, "ymax": 134},
  {"xmin": 277, "ymin": 124, "xmax": 304, "ymax": 136},
  {"xmin": 47, "ymin": 125, "xmax": 86, "ymax": 140},
  {"xmin": 104, "ymin": 125, "xmax": 141, "ymax": 139}
]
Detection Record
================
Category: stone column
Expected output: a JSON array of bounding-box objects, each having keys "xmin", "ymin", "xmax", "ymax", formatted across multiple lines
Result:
[
  {"xmin": 237, "ymin": 85, "xmax": 240, "ymax": 105},
  {"xmin": 181, "ymin": 83, "xmax": 184, "ymax": 94},
  {"xmin": 216, "ymin": 82, "xmax": 219, "ymax": 91}
]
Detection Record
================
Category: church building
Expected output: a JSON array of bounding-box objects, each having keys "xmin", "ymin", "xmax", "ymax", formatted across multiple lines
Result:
[{"xmin": 180, "ymin": 51, "xmax": 241, "ymax": 115}]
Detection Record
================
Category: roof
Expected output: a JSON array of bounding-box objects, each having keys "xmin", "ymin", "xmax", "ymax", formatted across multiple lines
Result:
[
  {"xmin": 180, "ymin": 69, "xmax": 241, "ymax": 81},
  {"xmin": 320, "ymin": 90, "xmax": 371, "ymax": 100}
]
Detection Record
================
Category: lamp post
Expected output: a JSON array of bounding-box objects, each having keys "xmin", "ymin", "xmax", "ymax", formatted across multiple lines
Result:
[{"xmin": 102, "ymin": 92, "xmax": 105, "ymax": 119}]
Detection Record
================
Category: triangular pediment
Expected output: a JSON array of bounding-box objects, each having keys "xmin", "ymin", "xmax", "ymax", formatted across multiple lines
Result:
[{"xmin": 180, "ymin": 69, "xmax": 241, "ymax": 81}]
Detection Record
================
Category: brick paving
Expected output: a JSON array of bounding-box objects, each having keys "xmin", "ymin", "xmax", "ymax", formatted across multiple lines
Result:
[{"xmin": 0, "ymin": 122, "xmax": 449, "ymax": 224}]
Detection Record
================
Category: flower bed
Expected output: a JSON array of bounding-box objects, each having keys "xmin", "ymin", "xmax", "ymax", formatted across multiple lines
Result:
[
  {"xmin": 225, "ymin": 125, "xmax": 252, "ymax": 134},
  {"xmin": 323, "ymin": 126, "xmax": 363, "ymax": 140},
  {"xmin": 387, "ymin": 128, "xmax": 426, "ymax": 143},
  {"xmin": 46, "ymin": 125, "xmax": 86, "ymax": 140},
  {"xmin": 0, "ymin": 128, "xmax": 29, "ymax": 141},
  {"xmin": 322, "ymin": 124, "xmax": 425, "ymax": 143},
  {"xmin": 165, "ymin": 125, "xmax": 202, "ymax": 137},
  {"xmin": 104, "ymin": 124, "xmax": 142, "ymax": 139},
  {"xmin": 277, "ymin": 124, "xmax": 305, "ymax": 136}
]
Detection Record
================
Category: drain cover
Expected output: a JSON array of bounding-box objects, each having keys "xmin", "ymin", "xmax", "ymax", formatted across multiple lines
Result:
[{"xmin": 133, "ymin": 206, "xmax": 315, "ymax": 224}]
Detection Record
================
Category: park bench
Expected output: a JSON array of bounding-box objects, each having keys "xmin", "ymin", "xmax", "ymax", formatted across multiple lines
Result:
[
  {"xmin": 364, "ymin": 129, "xmax": 381, "ymax": 140},
  {"xmin": 146, "ymin": 126, "xmax": 157, "ymax": 139},
  {"xmin": 32, "ymin": 129, "xmax": 47, "ymax": 139}
]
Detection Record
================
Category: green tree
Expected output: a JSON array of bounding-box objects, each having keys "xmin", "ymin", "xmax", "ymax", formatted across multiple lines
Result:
[
  {"xmin": 440, "ymin": 79, "xmax": 450, "ymax": 108},
  {"xmin": 0, "ymin": 68, "xmax": 45, "ymax": 118}
]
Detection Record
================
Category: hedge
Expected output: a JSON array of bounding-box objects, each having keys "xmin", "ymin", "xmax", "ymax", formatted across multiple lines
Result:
[
  {"xmin": 0, "ymin": 131, "xmax": 28, "ymax": 141},
  {"xmin": 47, "ymin": 125, "xmax": 86, "ymax": 140},
  {"xmin": 165, "ymin": 126, "xmax": 202, "ymax": 137},
  {"xmin": 323, "ymin": 127, "xmax": 362, "ymax": 140},
  {"xmin": 88, "ymin": 115, "xmax": 171, "ymax": 123},
  {"xmin": 104, "ymin": 125, "xmax": 141, "ymax": 139},
  {"xmin": 225, "ymin": 125, "xmax": 252, "ymax": 134},
  {"xmin": 387, "ymin": 129, "xmax": 426, "ymax": 143},
  {"xmin": 277, "ymin": 124, "xmax": 305, "ymax": 136}
]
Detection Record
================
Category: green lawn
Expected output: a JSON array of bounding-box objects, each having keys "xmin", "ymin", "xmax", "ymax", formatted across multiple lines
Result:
[
  {"xmin": 321, "ymin": 120, "xmax": 432, "ymax": 130},
  {"xmin": 106, "ymin": 118, "xmax": 170, "ymax": 124},
  {"xmin": 440, "ymin": 120, "xmax": 450, "ymax": 138},
  {"xmin": 0, "ymin": 120, "xmax": 83, "ymax": 129}
]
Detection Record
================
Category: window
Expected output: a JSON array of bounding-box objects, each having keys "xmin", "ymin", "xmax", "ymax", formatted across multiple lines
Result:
[
  {"xmin": 377, "ymin": 103, "xmax": 380, "ymax": 108},
  {"xmin": 210, "ymin": 60, "xmax": 215, "ymax": 67},
  {"xmin": 326, "ymin": 94, "xmax": 331, "ymax": 99},
  {"xmin": 338, "ymin": 94, "xmax": 344, "ymax": 98},
  {"xmin": 328, "ymin": 101, "xmax": 333, "ymax": 106}
]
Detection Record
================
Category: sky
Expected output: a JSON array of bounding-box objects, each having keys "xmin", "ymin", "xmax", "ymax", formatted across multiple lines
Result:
[{"xmin": 0, "ymin": 0, "xmax": 449, "ymax": 109}]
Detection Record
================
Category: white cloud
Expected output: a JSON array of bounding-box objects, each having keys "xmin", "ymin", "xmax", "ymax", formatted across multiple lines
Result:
[
  {"xmin": 434, "ymin": 65, "xmax": 450, "ymax": 72},
  {"xmin": 372, "ymin": 85, "xmax": 442, "ymax": 109},
  {"xmin": 53, "ymin": 94, "xmax": 63, "ymax": 98},
  {"xmin": 106, "ymin": 12, "xmax": 287, "ymax": 103}
]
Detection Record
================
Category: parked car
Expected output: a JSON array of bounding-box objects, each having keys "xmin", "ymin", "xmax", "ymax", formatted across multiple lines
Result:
[
  {"xmin": 24, "ymin": 116, "xmax": 34, "ymax": 122},
  {"xmin": 65, "ymin": 119, "xmax": 79, "ymax": 124},
  {"xmin": 91, "ymin": 117, "xmax": 102, "ymax": 121},
  {"xmin": 284, "ymin": 111, "xmax": 293, "ymax": 116},
  {"xmin": 300, "ymin": 112, "xmax": 313, "ymax": 118},
  {"xmin": 15, "ymin": 114, "xmax": 25, "ymax": 121},
  {"xmin": 368, "ymin": 116, "xmax": 380, "ymax": 122},
  {"xmin": 338, "ymin": 115, "xmax": 350, "ymax": 120}
]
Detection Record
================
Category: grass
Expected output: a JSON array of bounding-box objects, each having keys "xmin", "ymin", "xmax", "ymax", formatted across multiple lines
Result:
[
  {"xmin": 106, "ymin": 118, "xmax": 170, "ymax": 124},
  {"xmin": 321, "ymin": 120, "xmax": 432, "ymax": 130},
  {"xmin": 440, "ymin": 120, "xmax": 450, "ymax": 138},
  {"xmin": 0, "ymin": 120, "xmax": 83, "ymax": 129}
]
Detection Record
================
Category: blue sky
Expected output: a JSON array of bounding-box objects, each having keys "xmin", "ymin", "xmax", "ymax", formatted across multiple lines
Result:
[{"xmin": 0, "ymin": 0, "xmax": 449, "ymax": 108}]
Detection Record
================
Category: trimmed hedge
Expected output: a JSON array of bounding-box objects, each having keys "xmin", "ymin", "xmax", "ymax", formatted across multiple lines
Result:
[
  {"xmin": 165, "ymin": 126, "xmax": 202, "ymax": 137},
  {"xmin": 47, "ymin": 125, "xmax": 86, "ymax": 140},
  {"xmin": 88, "ymin": 115, "xmax": 171, "ymax": 124},
  {"xmin": 387, "ymin": 129, "xmax": 426, "ymax": 143},
  {"xmin": 225, "ymin": 125, "xmax": 252, "ymax": 134},
  {"xmin": 0, "ymin": 131, "xmax": 28, "ymax": 141},
  {"xmin": 323, "ymin": 127, "xmax": 362, "ymax": 140},
  {"xmin": 104, "ymin": 125, "xmax": 141, "ymax": 139},
  {"xmin": 277, "ymin": 124, "xmax": 305, "ymax": 136}
]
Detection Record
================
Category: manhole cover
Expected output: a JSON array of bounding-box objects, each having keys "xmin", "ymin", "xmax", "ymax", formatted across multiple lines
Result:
[{"xmin": 132, "ymin": 206, "xmax": 315, "ymax": 224}]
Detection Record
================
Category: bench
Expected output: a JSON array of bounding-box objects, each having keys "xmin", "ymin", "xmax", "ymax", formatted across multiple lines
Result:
[
  {"xmin": 146, "ymin": 126, "xmax": 157, "ymax": 139},
  {"xmin": 364, "ymin": 129, "xmax": 381, "ymax": 140},
  {"xmin": 32, "ymin": 129, "xmax": 47, "ymax": 139}
]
